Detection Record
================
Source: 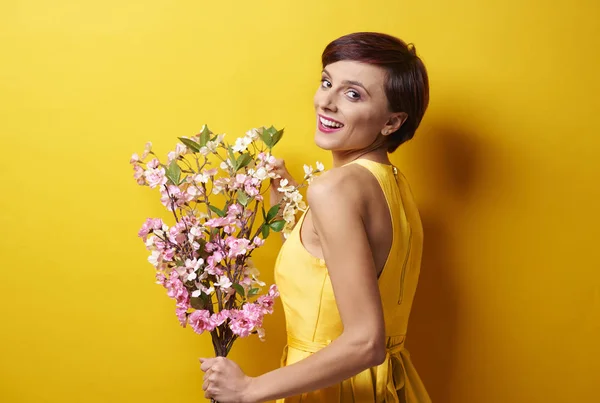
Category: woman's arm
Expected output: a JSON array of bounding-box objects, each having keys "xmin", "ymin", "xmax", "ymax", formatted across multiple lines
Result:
[{"xmin": 246, "ymin": 168, "xmax": 387, "ymax": 401}]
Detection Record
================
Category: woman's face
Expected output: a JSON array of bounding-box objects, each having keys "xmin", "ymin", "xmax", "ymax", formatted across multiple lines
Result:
[{"xmin": 313, "ymin": 60, "xmax": 397, "ymax": 153}]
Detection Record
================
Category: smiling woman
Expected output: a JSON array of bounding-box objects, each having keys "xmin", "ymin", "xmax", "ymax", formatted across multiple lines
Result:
[{"xmin": 199, "ymin": 32, "xmax": 431, "ymax": 403}]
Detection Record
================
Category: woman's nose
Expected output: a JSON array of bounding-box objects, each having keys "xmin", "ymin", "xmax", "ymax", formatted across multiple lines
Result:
[{"xmin": 316, "ymin": 91, "xmax": 337, "ymax": 112}]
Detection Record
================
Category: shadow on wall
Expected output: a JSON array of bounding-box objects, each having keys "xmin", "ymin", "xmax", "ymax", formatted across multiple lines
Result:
[{"xmin": 406, "ymin": 121, "xmax": 495, "ymax": 402}]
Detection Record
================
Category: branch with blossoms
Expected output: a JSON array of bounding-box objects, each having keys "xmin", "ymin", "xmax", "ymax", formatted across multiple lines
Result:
[{"xmin": 130, "ymin": 125, "xmax": 323, "ymax": 360}]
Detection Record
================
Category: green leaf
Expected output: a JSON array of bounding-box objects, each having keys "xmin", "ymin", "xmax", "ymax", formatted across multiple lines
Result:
[
  {"xmin": 190, "ymin": 296, "xmax": 205, "ymax": 310},
  {"xmin": 227, "ymin": 146, "xmax": 237, "ymax": 166},
  {"xmin": 261, "ymin": 223, "xmax": 270, "ymax": 238},
  {"xmin": 199, "ymin": 125, "xmax": 211, "ymax": 147},
  {"xmin": 237, "ymin": 190, "xmax": 249, "ymax": 207},
  {"xmin": 270, "ymin": 219, "xmax": 286, "ymax": 232},
  {"xmin": 208, "ymin": 205, "xmax": 226, "ymax": 217},
  {"xmin": 166, "ymin": 160, "xmax": 181, "ymax": 185},
  {"xmin": 236, "ymin": 153, "xmax": 253, "ymax": 171},
  {"xmin": 260, "ymin": 129, "xmax": 272, "ymax": 148},
  {"xmin": 178, "ymin": 137, "xmax": 201, "ymax": 153},
  {"xmin": 248, "ymin": 288, "xmax": 259, "ymax": 297},
  {"xmin": 232, "ymin": 283, "xmax": 245, "ymax": 297},
  {"xmin": 266, "ymin": 204, "xmax": 280, "ymax": 222},
  {"xmin": 271, "ymin": 129, "xmax": 284, "ymax": 148}
]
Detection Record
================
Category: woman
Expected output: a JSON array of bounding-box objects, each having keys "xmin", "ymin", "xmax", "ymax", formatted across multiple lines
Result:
[{"xmin": 200, "ymin": 32, "xmax": 431, "ymax": 403}]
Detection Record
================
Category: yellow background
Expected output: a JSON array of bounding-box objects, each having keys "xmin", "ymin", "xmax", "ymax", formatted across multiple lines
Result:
[{"xmin": 1, "ymin": 1, "xmax": 599, "ymax": 402}]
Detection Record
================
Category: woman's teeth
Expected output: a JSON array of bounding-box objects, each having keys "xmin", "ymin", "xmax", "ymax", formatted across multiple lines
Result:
[{"xmin": 320, "ymin": 116, "xmax": 344, "ymax": 128}]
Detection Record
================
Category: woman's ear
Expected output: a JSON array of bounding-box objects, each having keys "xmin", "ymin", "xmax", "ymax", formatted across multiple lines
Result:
[{"xmin": 381, "ymin": 112, "xmax": 408, "ymax": 136}]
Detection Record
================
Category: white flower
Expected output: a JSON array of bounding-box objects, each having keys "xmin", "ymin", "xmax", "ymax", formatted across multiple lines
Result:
[
  {"xmin": 257, "ymin": 327, "xmax": 266, "ymax": 342},
  {"xmin": 254, "ymin": 167, "xmax": 268, "ymax": 181},
  {"xmin": 191, "ymin": 290, "xmax": 202, "ymax": 298},
  {"xmin": 194, "ymin": 172, "xmax": 210, "ymax": 184},
  {"xmin": 216, "ymin": 134, "xmax": 226, "ymax": 144},
  {"xmin": 316, "ymin": 161, "xmax": 324, "ymax": 171},
  {"xmin": 148, "ymin": 250, "xmax": 161, "ymax": 266},
  {"xmin": 204, "ymin": 286, "xmax": 215, "ymax": 295},
  {"xmin": 199, "ymin": 146, "xmax": 210, "ymax": 156},
  {"xmin": 303, "ymin": 164, "xmax": 314, "ymax": 177},
  {"xmin": 213, "ymin": 183, "xmax": 225, "ymax": 194},
  {"xmin": 215, "ymin": 275, "xmax": 232, "ymax": 289},
  {"xmin": 220, "ymin": 161, "xmax": 230, "ymax": 170},
  {"xmin": 190, "ymin": 226, "xmax": 203, "ymax": 237},
  {"xmin": 185, "ymin": 258, "xmax": 204, "ymax": 272},
  {"xmin": 186, "ymin": 185, "xmax": 202, "ymax": 196},
  {"xmin": 187, "ymin": 272, "xmax": 197, "ymax": 281},
  {"xmin": 231, "ymin": 137, "xmax": 252, "ymax": 153},
  {"xmin": 283, "ymin": 207, "xmax": 296, "ymax": 223},
  {"xmin": 167, "ymin": 151, "xmax": 178, "ymax": 163},
  {"xmin": 246, "ymin": 128, "xmax": 260, "ymax": 141},
  {"xmin": 206, "ymin": 141, "xmax": 218, "ymax": 153},
  {"xmin": 145, "ymin": 236, "xmax": 155, "ymax": 248},
  {"xmin": 277, "ymin": 179, "xmax": 295, "ymax": 193}
]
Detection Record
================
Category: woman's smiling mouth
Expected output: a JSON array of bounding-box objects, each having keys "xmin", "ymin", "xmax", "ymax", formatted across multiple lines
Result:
[{"xmin": 318, "ymin": 114, "xmax": 345, "ymax": 133}]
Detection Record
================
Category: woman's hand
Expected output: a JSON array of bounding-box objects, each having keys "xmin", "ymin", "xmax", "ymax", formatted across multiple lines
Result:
[
  {"xmin": 269, "ymin": 158, "xmax": 298, "ymax": 208},
  {"xmin": 199, "ymin": 356, "xmax": 256, "ymax": 403}
]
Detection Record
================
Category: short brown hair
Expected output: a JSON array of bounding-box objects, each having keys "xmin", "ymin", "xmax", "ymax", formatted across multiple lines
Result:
[{"xmin": 322, "ymin": 32, "xmax": 429, "ymax": 152}]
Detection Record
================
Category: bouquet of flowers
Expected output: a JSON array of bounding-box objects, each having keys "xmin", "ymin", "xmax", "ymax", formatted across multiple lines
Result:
[{"xmin": 130, "ymin": 125, "xmax": 323, "ymax": 361}]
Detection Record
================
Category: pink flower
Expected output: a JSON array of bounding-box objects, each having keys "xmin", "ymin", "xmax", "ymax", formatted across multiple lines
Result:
[
  {"xmin": 229, "ymin": 315, "xmax": 253, "ymax": 338},
  {"xmin": 168, "ymin": 223, "xmax": 187, "ymax": 245},
  {"xmin": 210, "ymin": 310, "xmax": 230, "ymax": 328},
  {"xmin": 176, "ymin": 306, "xmax": 188, "ymax": 327},
  {"xmin": 235, "ymin": 174, "xmax": 247, "ymax": 185},
  {"xmin": 205, "ymin": 242, "xmax": 220, "ymax": 253},
  {"xmin": 228, "ymin": 303, "xmax": 264, "ymax": 337},
  {"xmin": 207, "ymin": 250, "xmax": 224, "ymax": 266},
  {"xmin": 162, "ymin": 248, "xmax": 175, "ymax": 261},
  {"xmin": 253, "ymin": 236, "xmax": 265, "ymax": 247},
  {"xmin": 133, "ymin": 164, "xmax": 144, "ymax": 179},
  {"xmin": 188, "ymin": 310, "xmax": 214, "ymax": 334},
  {"xmin": 257, "ymin": 295, "xmax": 275, "ymax": 314},
  {"xmin": 147, "ymin": 158, "xmax": 160, "ymax": 169},
  {"xmin": 225, "ymin": 237, "xmax": 251, "ymax": 258},
  {"xmin": 151, "ymin": 218, "xmax": 164, "ymax": 230},
  {"xmin": 155, "ymin": 272, "xmax": 166, "ymax": 286},
  {"xmin": 228, "ymin": 203, "xmax": 243, "ymax": 217},
  {"xmin": 244, "ymin": 183, "xmax": 259, "ymax": 197},
  {"xmin": 205, "ymin": 216, "xmax": 236, "ymax": 228},
  {"xmin": 145, "ymin": 167, "xmax": 167, "ymax": 189},
  {"xmin": 166, "ymin": 271, "xmax": 189, "ymax": 307},
  {"xmin": 138, "ymin": 220, "xmax": 152, "ymax": 239},
  {"xmin": 160, "ymin": 185, "xmax": 187, "ymax": 211}
]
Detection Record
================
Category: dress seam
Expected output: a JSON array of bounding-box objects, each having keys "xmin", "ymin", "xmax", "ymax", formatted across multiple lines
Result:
[{"xmin": 311, "ymin": 272, "xmax": 329, "ymax": 341}]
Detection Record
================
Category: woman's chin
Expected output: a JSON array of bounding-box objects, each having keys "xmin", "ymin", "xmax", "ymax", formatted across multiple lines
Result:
[{"xmin": 314, "ymin": 132, "xmax": 336, "ymax": 150}]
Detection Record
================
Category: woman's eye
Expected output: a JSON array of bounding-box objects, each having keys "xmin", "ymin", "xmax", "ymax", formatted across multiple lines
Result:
[
  {"xmin": 321, "ymin": 79, "xmax": 332, "ymax": 88},
  {"xmin": 346, "ymin": 90, "xmax": 360, "ymax": 100}
]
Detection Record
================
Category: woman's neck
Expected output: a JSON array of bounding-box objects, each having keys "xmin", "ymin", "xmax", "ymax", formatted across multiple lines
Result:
[{"xmin": 331, "ymin": 148, "xmax": 391, "ymax": 168}]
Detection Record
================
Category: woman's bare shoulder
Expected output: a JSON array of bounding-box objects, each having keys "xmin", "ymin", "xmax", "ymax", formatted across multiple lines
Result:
[{"xmin": 307, "ymin": 164, "xmax": 374, "ymax": 211}]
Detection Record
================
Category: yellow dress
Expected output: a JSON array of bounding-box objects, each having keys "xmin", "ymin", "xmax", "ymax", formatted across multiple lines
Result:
[{"xmin": 274, "ymin": 159, "xmax": 431, "ymax": 403}]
